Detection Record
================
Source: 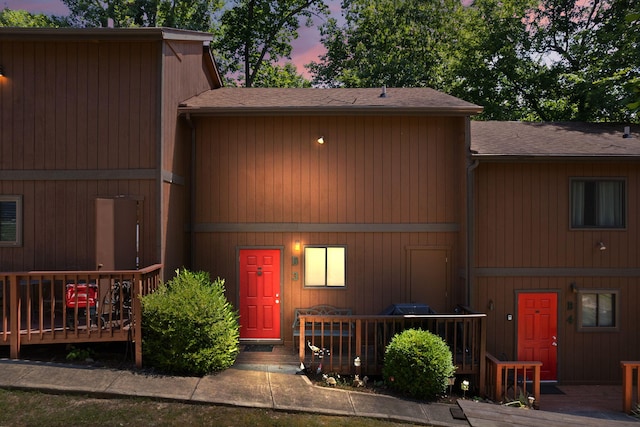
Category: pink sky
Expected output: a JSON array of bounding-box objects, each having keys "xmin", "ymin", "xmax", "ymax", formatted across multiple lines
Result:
[{"xmin": 4, "ymin": 0, "xmax": 338, "ymax": 79}]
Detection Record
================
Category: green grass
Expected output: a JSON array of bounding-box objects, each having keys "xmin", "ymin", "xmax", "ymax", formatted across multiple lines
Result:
[{"xmin": 0, "ymin": 389, "xmax": 423, "ymax": 427}]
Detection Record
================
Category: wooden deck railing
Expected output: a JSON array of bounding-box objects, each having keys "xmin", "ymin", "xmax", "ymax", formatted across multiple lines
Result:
[
  {"xmin": 621, "ymin": 361, "xmax": 640, "ymax": 413},
  {"xmin": 485, "ymin": 353, "xmax": 541, "ymax": 406},
  {"xmin": 0, "ymin": 264, "xmax": 162, "ymax": 367},
  {"xmin": 298, "ymin": 310, "xmax": 486, "ymax": 392}
]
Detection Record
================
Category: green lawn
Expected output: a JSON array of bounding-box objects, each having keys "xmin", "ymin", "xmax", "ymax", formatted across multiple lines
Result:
[{"xmin": 0, "ymin": 389, "xmax": 422, "ymax": 427}]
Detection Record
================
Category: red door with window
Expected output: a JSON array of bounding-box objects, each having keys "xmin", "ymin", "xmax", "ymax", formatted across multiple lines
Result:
[
  {"xmin": 517, "ymin": 292, "xmax": 558, "ymax": 381},
  {"xmin": 239, "ymin": 249, "xmax": 281, "ymax": 340}
]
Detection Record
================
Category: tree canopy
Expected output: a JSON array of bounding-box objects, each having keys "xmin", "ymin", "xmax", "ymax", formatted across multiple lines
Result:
[
  {"xmin": 212, "ymin": 0, "xmax": 328, "ymax": 87},
  {"xmin": 0, "ymin": 8, "xmax": 69, "ymax": 27},
  {"xmin": 62, "ymin": 0, "xmax": 221, "ymax": 30},
  {"xmin": 310, "ymin": 0, "xmax": 640, "ymax": 122}
]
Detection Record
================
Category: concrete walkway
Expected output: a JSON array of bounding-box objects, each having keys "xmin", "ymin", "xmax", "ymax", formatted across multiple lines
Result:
[{"xmin": 0, "ymin": 359, "xmax": 638, "ymax": 426}]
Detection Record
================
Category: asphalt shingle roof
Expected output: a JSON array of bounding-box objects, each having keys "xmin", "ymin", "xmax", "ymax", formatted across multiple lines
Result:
[
  {"xmin": 471, "ymin": 121, "xmax": 640, "ymax": 158},
  {"xmin": 179, "ymin": 87, "xmax": 483, "ymax": 116}
]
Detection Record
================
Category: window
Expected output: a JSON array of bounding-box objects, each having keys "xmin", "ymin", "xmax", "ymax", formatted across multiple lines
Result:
[
  {"xmin": 304, "ymin": 246, "xmax": 346, "ymax": 287},
  {"xmin": 577, "ymin": 290, "xmax": 619, "ymax": 331},
  {"xmin": 0, "ymin": 195, "xmax": 22, "ymax": 247},
  {"xmin": 571, "ymin": 179, "xmax": 625, "ymax": 228}
]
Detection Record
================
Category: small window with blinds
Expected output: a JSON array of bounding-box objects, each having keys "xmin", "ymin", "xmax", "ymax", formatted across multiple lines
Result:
[
  {"xmin": 577, "ymin": 289, "xmax": 619, "ymax": 331},
  {"xmin": 304, "ymin": 246, "xmax": 346, "ymax": 288},
  {"xmin": 0, "ymin": 195, "xmax": 22, "ymax": 247}
]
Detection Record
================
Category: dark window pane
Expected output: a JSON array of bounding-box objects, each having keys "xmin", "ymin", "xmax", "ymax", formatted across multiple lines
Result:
[{"xmin": 0, "ymin": 201, "xmax": 17, "ymax": 242}]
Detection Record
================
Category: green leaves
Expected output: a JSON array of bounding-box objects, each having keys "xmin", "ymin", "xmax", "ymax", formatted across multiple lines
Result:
[
  {"xmin": 62, "ymin": 0, "xmax": 220, "ymax": 30},
  {"xmin": 382, "ymin": 329, "xmax": 456, "ymax": 400},
  {"xmin": 213, "ymin": 0, "xmax": 327, "ymax": 87},
  {"xmin": 141, "ymin": 269, "xmax": 240, "ymax": 376},
  {"xmin": 310, "ymin": 0, "xmax": 640, "ymax": 122}
]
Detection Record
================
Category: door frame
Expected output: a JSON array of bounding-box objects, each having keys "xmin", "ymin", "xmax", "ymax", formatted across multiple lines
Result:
[
  {"xmin": 236, "ymin": 246, "xmax": 285, "ymax": 344},
  {"xmin": 515, "ymin": 290, "xmax": 561, "ymax": 382}
]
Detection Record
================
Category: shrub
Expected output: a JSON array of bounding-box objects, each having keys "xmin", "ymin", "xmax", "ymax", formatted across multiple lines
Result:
[
  {"xmin": 382, "ymin": 329, "xmax": 456, "ymax": 400},
  {"xmin": 141, "ymin": 269, "xmax": 240, "ymax": 376}
]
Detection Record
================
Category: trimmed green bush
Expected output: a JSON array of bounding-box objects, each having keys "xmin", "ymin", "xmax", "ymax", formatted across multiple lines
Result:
[
  {"xmin": 141, "ymin": 269, "xmax": 240, "ymax": 376},
  {"xmin": 382, "ymin": 329, "xmax": 456, "ymax": 400}
]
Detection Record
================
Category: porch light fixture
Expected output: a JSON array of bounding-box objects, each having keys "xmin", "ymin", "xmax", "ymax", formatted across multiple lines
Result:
[
  {"xmin": 354, "ymin": 356, "xmax": 361, "ymax": 367},
  {"xmin": 294, "ymin": 240, "xmax": 300, "ymax": 251},
  {"xmin": 0, "ymin": 66, "xmax": 3, "ymax": 77},
  {"xmin": 316, "ymin": 136, "xmax": 324, "ymax": 145},
  {"xmin": 597, "ymin": 241, "xmax": 607, "ymax": 251}
]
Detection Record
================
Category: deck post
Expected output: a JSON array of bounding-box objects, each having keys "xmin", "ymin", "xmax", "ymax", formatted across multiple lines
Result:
[
  {"xmin": 478, "ymin": 315, "xmax": 486, "ymax": 395},
  {"xmin": 133, "ymin": 273, "xmax": 143, "ymax": 368},
  {"xmin": 621, "ymin": 361, "xmax": 634, "ymax": 413},
  {"xmin": 298, "ymin": 317, "xmax": 306, "ymax": 364},
  {"xmin": 9, "ymin": 274, "xmax": 20, "ymax": 359},
  {"xmin": 355, "ymin": 319, "xmax": 362, "ymax": 376},
  {"xmin": 533, "ymin": 364, "xmax": 541, "ymax": 404},
  {"xmin": 494, "ymin": 359, "xmax": 503, "ymax": 401}
]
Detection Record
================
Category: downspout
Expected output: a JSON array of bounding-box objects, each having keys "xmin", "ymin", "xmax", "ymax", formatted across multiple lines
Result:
[
  {"xmin": 465, "ymin": 118, "xmax": 479, "ymax": 308},
  {"xmin": 185, "ymin": 113, "xmax": 196, "ymax": 269}
]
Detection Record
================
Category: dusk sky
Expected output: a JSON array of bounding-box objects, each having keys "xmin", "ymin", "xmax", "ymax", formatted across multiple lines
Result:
[{"xmin": 3, "ymin": 0, "xmax": 342, "ymax": 78}]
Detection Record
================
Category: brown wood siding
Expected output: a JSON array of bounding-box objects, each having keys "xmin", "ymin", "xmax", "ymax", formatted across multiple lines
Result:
[
  {"xmin": 473, "ymin": 161, "xmax": 640, "ymax": 383},
  {"xmin": 194, "ymin": 115, "xmax": 464, "ymax": 225},
  {"xmin": 160, "ymin": 41, "xmax": 216, "ymax": 277},
  {"xmin": 192, "ymin": 114, "xmax": 467, "ymax": 342},
  {"xmin": 476, "ymin": 276, "xmax": 640, "ymax": 384},
  {"xmin": 195, "ymin": 231, "xmax": 459, "ymax": 346},
  {"xmin": 0, "ymin": 39, "xmax": 161, "ymax": 271},
  {"xmin": 475, "ymin": 162, "xmax": 639, "ymax": 269}
]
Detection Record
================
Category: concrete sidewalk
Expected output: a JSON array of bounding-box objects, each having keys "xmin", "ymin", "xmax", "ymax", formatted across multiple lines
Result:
[
  {"xmin": 1, "ymin": 359, "xmax": 638, "ymax": 426},
  {"xmin": 0, "ymin": 359, "xmax": 466, "ymax": 427}
]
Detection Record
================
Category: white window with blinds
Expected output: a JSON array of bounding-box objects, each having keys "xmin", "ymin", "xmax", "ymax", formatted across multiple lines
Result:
[{"xmin": 304, "ymin": 246, "xmax": 346, "ymax": 288}]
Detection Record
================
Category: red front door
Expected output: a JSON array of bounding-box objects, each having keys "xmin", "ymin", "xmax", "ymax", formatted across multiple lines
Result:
[
  {"xmin": 517, "ymin": 292, "xmax": 558, "ymax": 381},
  {"xmin": 239, "ymin": 249, "xmax": 281, "ymax": 340}
]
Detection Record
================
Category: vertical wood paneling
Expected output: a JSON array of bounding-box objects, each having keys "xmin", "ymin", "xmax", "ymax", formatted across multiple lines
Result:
[
  {"xmin": 475, "ymin": 162, "xmax": 640, "ymax": 268},
  {"xmin": 194, "ymin": 230, "xmax": 460, "ymax": 345},
  {"xmin": 192, "ymin": 114, "xmax": 466, "ymax": 344},
  {"xmin": 474, "ymin": 157, "xmax": 640, "ymax": 383},
  {"xmin": 476, "ymin": 262, "xmax": 640, "ymax": 382},
  {"xmin": 0, "ymin": 36, "xmax": 175, "ymax": 271},
  {"xmin": 195, "ymin": 116, "xmax": 464, "ymax": 225}
]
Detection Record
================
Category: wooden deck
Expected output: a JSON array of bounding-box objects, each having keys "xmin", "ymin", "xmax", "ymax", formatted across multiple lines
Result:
[{"xmin": 0, "ymin": 265, "xmax": 162, "ymax": 367}]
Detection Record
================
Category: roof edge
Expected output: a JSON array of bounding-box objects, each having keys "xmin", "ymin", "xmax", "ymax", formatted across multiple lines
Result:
[
  {"xmin": 178, "ymin": 105, "xmax": 484, "ymax": 117},
  {"xmin": 0, "ymin": 27, "xmax": 212, "ymax": 42},
  {"xmin": 472, "ymin": 153, "xmax": 640, "ymax": 161}
]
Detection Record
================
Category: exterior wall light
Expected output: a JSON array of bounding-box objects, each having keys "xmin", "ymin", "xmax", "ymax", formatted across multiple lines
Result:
[
  {"xmin": 0, "ymin": 66, "xmax": 4, "ymax": 77},
  {"xmin": 294, "ymin": 240, "xmax": 300, "ymax": 251},
  {"xmin": 317, "ymin": 136, "xmax": 324, "ymax": 144},
  {"xmin": 598, "ymin": 241, "xmax": 606, "ymax": 251}
]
